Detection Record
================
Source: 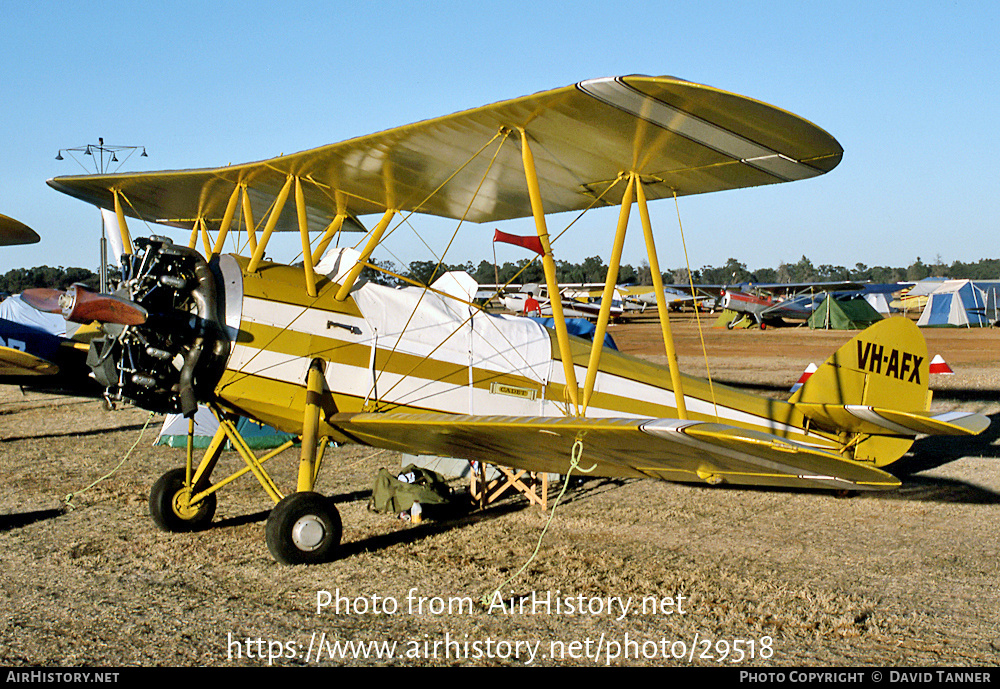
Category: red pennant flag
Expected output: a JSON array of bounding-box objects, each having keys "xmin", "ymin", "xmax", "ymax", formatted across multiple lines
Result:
[{"xmin": 493, "ymin": 229, "xmax": 544, "ymax": 256}]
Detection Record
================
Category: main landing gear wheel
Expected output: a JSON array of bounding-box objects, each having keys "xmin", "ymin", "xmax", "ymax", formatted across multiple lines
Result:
[
  {"xmin": 149, "ymin": 468, "xmax": 217, "ymax": 532},
  {"xmin": 265, "ymin": 492, "xmax": 342, "ymax": 565}
]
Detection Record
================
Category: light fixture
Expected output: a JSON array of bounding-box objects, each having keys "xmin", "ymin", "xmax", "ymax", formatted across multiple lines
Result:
[{"xmin": 56, "ymin": 140, "xmax": 147, "ymax": 173}]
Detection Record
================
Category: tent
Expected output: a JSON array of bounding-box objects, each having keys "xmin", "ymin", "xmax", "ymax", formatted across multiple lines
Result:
[
  {"xmin": 156, "ymin": 405, "xmax": 297, "ymax": 449},
  {"xmin": 916, "ymin": 280, "xmax": 989, "ymax": 328},
  {"xmin": 808, "ymin": 295, "xmax": 883, "ymax": 330},
  {"xmin": 980, "ymin": 283, "xmax": 1000, "ymax": 325},
  {"xmin": 863, "ymin": 292, "xmax": 893, "ymax": 315}
]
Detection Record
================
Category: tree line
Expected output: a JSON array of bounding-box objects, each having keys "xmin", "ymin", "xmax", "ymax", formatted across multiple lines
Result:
[
  {"xmin": 3, "ymin": 254, "xmax": 998, "ymax": 296},
  {"xmin": 402, "ymin": 254, "xmax": 1000, "ymax": 288},
  {"xmin": 0, "ymin": 266, "xmax": 99, "ymax": 295},
  {"xmin": 693, "ymin": 256, "xmax": 1000, "ymax": 286}
]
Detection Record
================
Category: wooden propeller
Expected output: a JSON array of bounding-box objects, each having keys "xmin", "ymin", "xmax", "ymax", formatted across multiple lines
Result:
[{"xmin": 21, "ymin": 284, "xmax": 147, "ymax": 326}]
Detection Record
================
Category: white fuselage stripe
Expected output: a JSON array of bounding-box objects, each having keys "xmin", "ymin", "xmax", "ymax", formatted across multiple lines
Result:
[{"xmin": 227, "ymin": 336, "xmax": 821, "ymax": 444}]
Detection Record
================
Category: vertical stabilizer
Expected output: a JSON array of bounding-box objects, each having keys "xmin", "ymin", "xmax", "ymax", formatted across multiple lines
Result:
[{"xmin": 789, "ymin": 317, "xmax": 929, "ymax": 465}]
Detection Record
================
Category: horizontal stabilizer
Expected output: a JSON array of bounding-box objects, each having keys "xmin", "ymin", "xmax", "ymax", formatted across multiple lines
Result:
[
  {"xmin": 333, "ymin": 412, "xmax": 900, "ymax": 491},
  {"xmin": 792, "ymin": 403, "xmax": 990, "ymax": 437}
]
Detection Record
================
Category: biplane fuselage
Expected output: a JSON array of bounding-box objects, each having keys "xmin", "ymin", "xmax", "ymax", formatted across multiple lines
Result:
[{"xmin": 215, "ymin": 256, "xmax": 824, "ymax": 458}]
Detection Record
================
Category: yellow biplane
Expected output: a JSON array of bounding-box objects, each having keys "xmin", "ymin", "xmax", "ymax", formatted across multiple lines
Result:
[{"xmin": 27, "ymin": 75, "xmax": 988, "ymax": 564}]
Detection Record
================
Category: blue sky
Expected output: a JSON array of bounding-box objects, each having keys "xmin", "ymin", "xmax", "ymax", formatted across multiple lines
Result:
[{"xmin": 2, "ymin": 0, "xmax": 997, "ymax": 277}]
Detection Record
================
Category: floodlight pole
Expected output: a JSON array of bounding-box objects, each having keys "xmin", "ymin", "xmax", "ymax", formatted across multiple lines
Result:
[{"xmin": 55, "ymin": 138, "xmax": 148, "ymax": 292}]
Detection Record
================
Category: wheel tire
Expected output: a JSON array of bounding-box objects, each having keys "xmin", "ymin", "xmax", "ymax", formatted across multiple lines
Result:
[
  {"xmin": 149, "ymin": 468, "xmax": 216, "ymax": 532},
  {"xmin": 759, "ymin": 322, "xmax": 767, "ymax": 331},
  {"xmin": 265, "ymin": 492, "xmax": 342, "ymax": 565}
]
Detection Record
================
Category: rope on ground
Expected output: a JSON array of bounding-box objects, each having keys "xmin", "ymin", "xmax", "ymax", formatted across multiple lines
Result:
[
  {"xmin": 481, "ymin": 436, "xmax": 596, "ymax": 607},
  {"xmin": 62, "ymin": 411, "xmax": 156, "ymax": 510}
]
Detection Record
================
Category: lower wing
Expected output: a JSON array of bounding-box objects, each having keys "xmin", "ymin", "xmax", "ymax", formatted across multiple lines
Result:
[
  {"xmin": 0, "ymin": 345, "xmax": 59, "ymax": 376},
  {"xmin": 331, "ymin": 413, "xmax": 901, "ymax": 491}
]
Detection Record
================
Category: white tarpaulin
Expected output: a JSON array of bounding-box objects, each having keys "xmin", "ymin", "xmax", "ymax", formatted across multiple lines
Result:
[{"xmin": 0, "ymin": 295, "xmax": 67, "ymax": 336}]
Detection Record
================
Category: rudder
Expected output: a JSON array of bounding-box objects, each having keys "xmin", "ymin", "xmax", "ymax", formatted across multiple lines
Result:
[{"xmin": 789, "ymin": 317, "xmax": 929, "ymax": 466}]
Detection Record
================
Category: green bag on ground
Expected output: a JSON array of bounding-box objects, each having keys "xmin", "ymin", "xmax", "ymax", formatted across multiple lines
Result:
[{"xmin": 369, "ymin": 464, "xmax": 453, "ymax": 515}]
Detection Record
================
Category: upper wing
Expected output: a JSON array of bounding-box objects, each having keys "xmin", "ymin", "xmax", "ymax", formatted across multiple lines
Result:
[
  {"xmin": 748, "ymin": 281, "xmax": 865, "ymax": 296},
  {"xmin": 47, "ymin": 75, "xmax": 843, "ymax": 233},
  {"xmin": 332, "ymin": 413, "xmax": 899, "ymax": 491},
  {"xmin": 0, "ymin": 214, "xmax": 40, "ymax": 246}
]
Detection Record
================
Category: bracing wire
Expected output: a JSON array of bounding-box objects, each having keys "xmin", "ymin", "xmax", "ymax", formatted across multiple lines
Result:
[{"xmin": 674, "ymin": 192, "xmax": 719, "ymax": 421}]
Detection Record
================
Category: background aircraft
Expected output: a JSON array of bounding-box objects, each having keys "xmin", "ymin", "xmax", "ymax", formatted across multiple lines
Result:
[
  {"xmin": 497, "ymin": 282, "xmax": 627, "ymax": 320},
  {"xmin": 0, "ymin": 213, "xmax": 40, "ymax": 248},
  {"xmin": 0, "ymin": 216, "xmax": 103, "ymax": 396},
  {"xmin": 622, "ymin": 285, "xmax": 711, "ymax": 311},
  {"xmin": 718, "ymin": 281, "xmax": 904, "ymax": 329}
]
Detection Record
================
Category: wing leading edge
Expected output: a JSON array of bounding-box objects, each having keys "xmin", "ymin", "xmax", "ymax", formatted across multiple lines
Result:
[
  {"xmin": 46, "ymin": 75, "xmax": 843, "ymax": 234},
  {"xmin": 332, "ymin": 413, "xmax": 899, "ymax": 491}
]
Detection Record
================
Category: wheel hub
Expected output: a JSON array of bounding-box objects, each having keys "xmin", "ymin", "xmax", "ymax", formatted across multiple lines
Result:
[
  {"xmin": 291, "ymin": 515, "xmax": 326, "ymax": 551},
  {"xmin": 171, "ymin": 487, "xmax": 200, "ymax": 520}
]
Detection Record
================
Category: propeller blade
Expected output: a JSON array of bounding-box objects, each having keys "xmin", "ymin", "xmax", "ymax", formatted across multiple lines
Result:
[
  {"xmin": 21, "ymin": 285, "xmax": 147, "ymax": 326},
  {"xmin": 68, "ymin": 285, "xmax": 148, "ymax": 325},
  {"xmin": 20, "ymin": 288, "xmax": 64, "ymax": 314}
]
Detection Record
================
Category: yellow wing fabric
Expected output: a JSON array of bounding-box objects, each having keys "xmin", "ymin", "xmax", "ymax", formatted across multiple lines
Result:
[
  {"xmin": 0, "ymin": 214, "xmax": 40, "ymax": 246},
  {"xmin": 792, "ymin": 404, "xmax": 990, "ymax": 437},
  {"xmin": 333, "ymin": 413, "xmax": 899, "ymax": 491},
  {"xmin": 46, "ymin": 75, "xmax": 843, "ymax": 233},
  {"xmin": 0, "ymin": 346, "xmax": 59, "ymax": 376}
]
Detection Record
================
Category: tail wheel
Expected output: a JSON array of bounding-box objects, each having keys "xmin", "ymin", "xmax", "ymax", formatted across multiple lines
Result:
[
  {"xmin": 265, "ymin": 492, "xmax": 342, "ymax": 565},
  {"xmin": 149, "ymin": 468, "xmax": 217, "ymax": 532}
]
